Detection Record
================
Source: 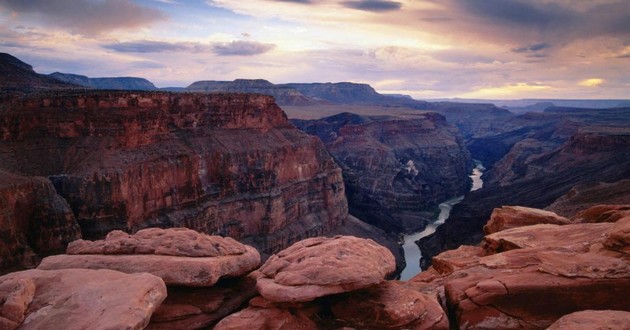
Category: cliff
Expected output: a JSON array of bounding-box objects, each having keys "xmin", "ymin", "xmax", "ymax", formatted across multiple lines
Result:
[
  {"xmin": 186, "ymin": 80, "xmax": 319, "ymax": 106},
  {"xmin": 293, "ymin": 112, "xmax": 472, "ymax": 233},
  {"xmin": 0, "ymin": 91, "xmax": 348, "ymax": 269},
  {"xmin": 0, "ymin": 53, "xmax": 79, "ymax": 92},
  {"xmin": 49, "ymin": 72, "xmax": 158, "ymax": 91}
]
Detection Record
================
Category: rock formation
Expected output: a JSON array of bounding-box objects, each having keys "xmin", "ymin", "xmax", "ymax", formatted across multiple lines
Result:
[
  {"xmin": 49, "ymin": 72, "xmax": 158, "ymax": 91},
  {"xmin": 0, "ymin": 53, "xmax": 79, "ymax": 91},
  {"xmin": 293, "ymin": 112, "xmax": 472, "ymax": 232},
  {"xmin": 483, "ymin": 205, "xmax": 570, "ymax": 234},
  {"xmin": 37, "ymin": 228, "xmax": 260, "ymax": 286},
  {"xmin": 186, "ymin": 79, "xmax": 319, "ymax": 106},
  {"xmin": 256, "ymin": 235, "xmax": 395, "ymax": 302},
  {"xmin": 547, "ymin": 310, "xmax": 630, "ymax": 330},
  {"xmin": 0, "ymin": 91, "xmax": 347, "ymax": 269},
  {"xmin": 546, "ymin": 179, "xmax": 630, "ymax": 217},
  {"xmin": 0, "ymin": 268, "xmax": 166, "ymax": 330}
]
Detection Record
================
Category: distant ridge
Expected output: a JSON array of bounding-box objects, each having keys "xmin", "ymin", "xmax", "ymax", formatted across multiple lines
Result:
[
  {"xmin": 0, "ymin": 53, "xmax": 80, "ymax": 91},
  {"xmin": 49, "ymin": 72, "xmax": 157, "ymax": 91},
  {"xmin": 185, "ymin": 79, "xmax": 319, "ymax": 106}
]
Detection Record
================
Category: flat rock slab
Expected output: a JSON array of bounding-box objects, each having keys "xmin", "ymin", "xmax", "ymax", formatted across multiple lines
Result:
[
  {"xmin": 548, "ymin": 310, "xmax": 630, "ymax": 330},
  {"xmin": 432, "ymin": 245, "xmax": 484, "ymax": 275},
  {"xmin": 67, "ymin": 227, "xmax": 248, "ymax": 257},
  {"xmin": 331, "ymin": 281, "xmax": 448, "ymax": 329},
  {"xmin": 257, "ymin": 235, "xmax": 395, "ymax": 302},
  {"xmin": 38, "ymin": 245, "xmax": 260, "ymax": 286},
  {"xmin": 572, "ymin": 204, "xmax": 630, "ymax": 223},
  {"xmin": 605, "ymin": 216, "xmax": 630, "ymax": 254},
  {"xmin": 0, "ymin": 268, "xmax": 166, "ymax": 330},
  {"xmin": 483, "ymin": 205, "xmax": 571, "ymax": 235},
  {"xmin": 483, "ymin": 223, "xmax": 612, "ymax": 254}
]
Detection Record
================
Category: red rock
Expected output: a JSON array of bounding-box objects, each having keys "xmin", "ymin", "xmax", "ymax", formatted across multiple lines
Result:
[
  {"xmin": 547, "ymin": 310, "xmax": 630, "ymax": 330},
  {"xmin": 67, "ymin": 227, "xmax": 248, "ymax": 257},
  {"xmin": 330, "ymin": 281, "xmax": 449, "ymax": 329},
  {"xmin": 0, "ymin": 278, "xmax": 35, "ymax": 330},
  {"xmin": 0, "ymin": 170, "xmax": 81, "ymax": 270},
  {"xmin": 213, "ymin": 298, "xmax": 318, "ymax": 330},
  {"xmin": 483, "ymin": 206, "xmax": 571, "ymax": 234},
  {"xmin": 148, "ymin": 274, "xmax": 258, "ymax": 329},
  {"xmin": 546, "ymin": 180, "xmax": 630, "ymax": 218},
  {"xmin": 0, "ymin": 268, "xmax": 166, "ymax": 330},
  {"xmin": 482, "ymin": 223, "xmax": 611, "ymax": 254},
  {"xmin": 444, "ymin": 249, "xmax": 630, "ymax": 329},
  {"xmin": 39, "ymin": 228, "xmax": 260, "ymax": 286},
  {"xmin": 257, "ymin": 236, "xmax": 395, "ymax": 302},
  {"xmin": 573, "ymin": 204, "xmax": 630, "ymax": 223},
  {"xmin": 604, "ymin": 216, "xmax": 630, "ymax": 254},
  {"xmin": 431, "ymin": 245, "xmax": 484, "ymax": 275}
]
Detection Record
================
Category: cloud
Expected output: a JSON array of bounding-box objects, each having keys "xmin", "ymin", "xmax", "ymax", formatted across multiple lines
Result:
[
  {"xmin": 212, "ymin": 40, "xmax": 276, "ymax": 56},
  {"xmin": 579, "ymin": 78, "xmax": 604, "ymax": 87},
  {"xmin": 0, "ymin": 0, "xmax": 166, "ymax": 35},
  {"xmin": 274, "ymin": 0, "xmax": 313, "ymax": 3},
  {"xmin": 103, "ymin": 41, "xmax": 190, "ymax": 53},
  {"xmin": 341, "ymin": 0, "xmax": 402, "ymax": 12},
  {"xmin": 512, "ymin": 43, "xmax": 551, "ymax": 53}
]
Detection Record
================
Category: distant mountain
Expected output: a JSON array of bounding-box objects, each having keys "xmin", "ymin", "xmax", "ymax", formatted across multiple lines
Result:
[
  {"xmin": 0, "ymin": 53, "xmax": 80, "ymax": 91},
  {"xmin": 49, "ymin": 72, "xmax": 157, "ymax": 91},
  {"xmin": 428, "ymin": 98, "xmax": 630, "ymax": 113},
  {"xmin": 185, "ymin": 79, "xmax": 320, "ymax": 106}
]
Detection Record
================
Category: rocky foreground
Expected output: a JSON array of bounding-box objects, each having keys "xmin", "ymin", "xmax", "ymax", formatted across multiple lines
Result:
[{"xmin": 1, "ymin": 204, "xmax": 629, "ymax": 329}]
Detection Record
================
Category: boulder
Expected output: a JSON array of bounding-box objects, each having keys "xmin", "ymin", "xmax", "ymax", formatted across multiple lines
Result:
[
  {"xmin": 431, "ymin": 245, "xmax": 484, "ymax": 275},
  {"xmin": 482, "ymin": 223, "xmax": 611, "ymax": 254},
  {"xmin": 572, "ymin": 204, "xmax": 630, "ymax": 223},
  {"xmin": 38, "ymin": 228, "xmax": 260, "ymax": 286},
  {"xmin": 604, "ymin": 216, "xmax": 630, "ymax": 254},
  {"xmin": 330, "ymin": 281, "xmax": 448, "ymax": 329},
  {"xmin": 547, "ymin": 310, "xmax": 630, "ymax": 330},
  {"xmin": 213, "ymin": 297, "xmax": 318, "ymax": 330},
  {"xmin": 0, "ymin": 268, "xmax": 166, "ymax": 330},
  {"xmin": 148, "ymin": 273, "xmax": 258, "ymax": 330},
  {"xmin": 483, "ymin": 206, "xmax": 571, "ymax": 234},
  {"xmin": 257, "ymin": 236, "xmax": 395, "ymax": 302}
]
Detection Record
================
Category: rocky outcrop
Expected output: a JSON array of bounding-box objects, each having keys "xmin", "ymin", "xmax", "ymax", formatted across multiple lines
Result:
[
  {"xmin": 546, "ymin": 179, "xmax": 630, "ymax": 217},
  {"xmin": 483, "ymin": 205, "xmax": 570, "ymax": 234},
  {"xmin": 38, "ymin": 228, "xmax": 260, "ymax": 286},
  {"xmin": 293, "ymin": 112, "xmax": 472, "ymax": 232},
  {"xmin": 0, "ymin": 91, "xmax": 347, "ymax": 267},
  {"xmin": 547, "ymin": 310, "xmax": 630, "ymax": 330},
  {"xmin": 186, "ymin": 79, "xmax": 319, "ymax": 106},
  {"xmin": 411, "ymin": 205, "xmax": 630, "ymax": 329},
  {"xmin": 256, "ymin": 235, "xmax": 395, "ymax": 302},
  {"xmin": 0, "ymin": 171, "xmax": 81, "ymax": 270},
  {"xmin": 49, "ymin": 72, "xmax": 158, "ymax": 90},
  {"xmin": 0, "ymin": 268, "xmax": 166, "ymax": 330}
]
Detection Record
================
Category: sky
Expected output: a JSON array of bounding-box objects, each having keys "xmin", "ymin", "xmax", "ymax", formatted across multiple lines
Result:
[{"xmin": 0, "ymin": 0, "xmax": 629, "ymax": 99}]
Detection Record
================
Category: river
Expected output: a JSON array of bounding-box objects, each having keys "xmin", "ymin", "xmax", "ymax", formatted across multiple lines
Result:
[{"xmin": 399, "ymin": 161, "xmax": 485, "ymax": 280}]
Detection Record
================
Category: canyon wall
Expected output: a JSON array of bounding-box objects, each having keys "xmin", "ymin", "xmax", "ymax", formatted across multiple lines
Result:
[
  {"xmin": 0, "ymin": 91, "xmax": 348, "ymax": 268},
  {"xmin": 293, "ymin": 112, "xmax": 472, "ymax": 233}
]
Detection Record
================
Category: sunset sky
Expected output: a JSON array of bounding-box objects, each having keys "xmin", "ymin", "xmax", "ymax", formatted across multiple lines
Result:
[{"xmin": 1, "ymin": 0, "xmax": 629, "ymax": 99}]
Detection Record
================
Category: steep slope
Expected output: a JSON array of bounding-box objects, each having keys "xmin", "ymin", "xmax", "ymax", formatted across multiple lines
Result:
[
  {"xmin": 0, "ymin": 53, "xmax": 79, "ymax": 91},
  {"xmin": 49, "ymin": 72, "xmax": 157, "ymax": 90},
  {"xmin": 293, "ymin": 112, "xmax": 472, "ymax": 233},
  {"xmin": 0, "ymin": 91, "xmax": 348, "ymax": 268}
]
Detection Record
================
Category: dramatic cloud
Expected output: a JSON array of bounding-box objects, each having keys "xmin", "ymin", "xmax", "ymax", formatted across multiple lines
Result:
[
  {"xmin": 103, "ymin": 41, "xmax": 190, "ymax": 53},
  {"xmin": 212, "ymin": 40, "xmax": 276, "ymax": 56},
  {"xmin": 0, "ymin": 0, "xmax": 166, "ymax": 35},
  {"xmin": 512, "ymin": 43, "xmax": 551, "ymax": 53},
  {"xmin": 341, "ymin": 0, "xmax": 402, "ymax": 12},
  {"xmin": 579, "ymin": 78, "xmax": 605, "ymax": 87}
]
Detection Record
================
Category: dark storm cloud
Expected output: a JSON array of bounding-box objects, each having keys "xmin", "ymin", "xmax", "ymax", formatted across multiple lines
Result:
[
  {"xmin": 0, "ymin": 0, "xmax": 166, "ymax": 35},
  {"xmin": 212, "ymin": 40, "xmax": 276, "ymax": 56},
  {"xmin": 455, "ymin": 0, "xmax": 570, "ymax": 27},
  {"xmin": 512, "ymin": 43, "xmax": 551, "ymax": 53},
  {"xmin": 341, "ymin": 0, "xmax": 402, "ymax": 12}
]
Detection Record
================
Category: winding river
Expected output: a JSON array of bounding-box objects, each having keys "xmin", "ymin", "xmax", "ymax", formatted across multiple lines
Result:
[{"xmin": 399, "ymin": 161, "xmax": 485, "ymax": 280}]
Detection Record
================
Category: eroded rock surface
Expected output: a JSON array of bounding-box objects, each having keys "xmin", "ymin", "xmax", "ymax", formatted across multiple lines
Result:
[
  {"xmin": 0, "ymin": 268, "xmax": 166, "ymax": 330},
  {"xmin": 257, "ymin": 235, "xmax": 395, "ymax": 302},
  {"xmin": 38, "ymin": 228, "xmax": 260, "ymax": 286},
  {"xmin": 547, "ymin": 310, "xmax": 630, "ymax": 330},
  {"xmin": 483, "ymin": 205, "xmax": 570, "ymax": 234}
]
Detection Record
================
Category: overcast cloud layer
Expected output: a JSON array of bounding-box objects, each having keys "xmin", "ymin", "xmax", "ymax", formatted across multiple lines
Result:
[{"xmin": 0, "ymin": 0, "xmax": 628, "ymax": 98}]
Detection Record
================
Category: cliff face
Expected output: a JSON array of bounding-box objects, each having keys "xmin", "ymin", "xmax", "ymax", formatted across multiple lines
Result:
[
  {"xmin": 49, "ymin": 72, "xmax": 158, "ymax": 91},
  {"xmin": 186, "ymin": 80, "xmax": 319, "ymax": 106},
  {"xmin": 293, "ymin": 112, "xmax": 472, "ymax": 232},
  {"xmin": 0, "ymin": 91, "xmax": 347, "ymax": 263},
  {"xmin": 0, "ymin": 53, "xmax": 79, "ymax": 92},
  {"xmin": 0, "ymin": 171, "xmax": 81, "ymax": 271}
]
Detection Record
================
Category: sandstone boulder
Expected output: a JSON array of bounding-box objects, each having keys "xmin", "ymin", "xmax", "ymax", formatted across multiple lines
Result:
[
  {"xmin": 483, "ymin": 205, "xmax": 571, "ymax": 235},
  {"xmin": 330, "ymin": 281, "xmax": 448, "ymax": 329},
  {"xmin": 547, "ymin": 310, "xmax": 630, "ymax": 330},
  {"xmin": 257, "ymin": 235, "xmax": 395, "ymax": 302},
  {"xmin": 0, "ymin": 268, "xmax": 166, "ymax": 330},
  {"xmin": 482, "ymin": 223, "xmax": 611, "ymax": 254},
  {"xmin": 213, "ymin": 297, "xmax": 318, "ymax": 330},
  {"xmin": 572, "ymin": 204, "xmax": 630, "ymax": 223},
  {"xmin": 604, "ymin": 216, "xmax": 630, "ymax": 254},
  {"xmin": 431, "ymin": 245, "xmax": 484, "ymax": 275},
  {"xmin": 148, "ymin": 273, "xmax": 258, "ymax": 330},
  {"xmin": 38, "ymin": 228, "xmax": 260, "ymax": 286}
]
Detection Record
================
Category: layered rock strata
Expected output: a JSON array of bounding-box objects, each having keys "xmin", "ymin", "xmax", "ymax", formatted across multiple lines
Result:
[
  {"xmin": 38, "ymin": 228, "xmax": 260, "ymax": 286},
  {"xmin": 293, "ymin": 112, "xmax": 472, "ymax": 232},
  {"xmin": 0, "ymin": 91, "xmax": 347, "ymax": 266},
  {"xmin": 0, "ymin": 268, "xmax": 166, "ymax": 330}
]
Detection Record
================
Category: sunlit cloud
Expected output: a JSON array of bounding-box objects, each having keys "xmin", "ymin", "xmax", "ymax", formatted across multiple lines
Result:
[
  {"xmin": 460, "ymin": 82, "xmax": 553, "ymax": 99},
  {"xmin": 579, "ymin": 78, "xmax": 605, "ymax": 87}
]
